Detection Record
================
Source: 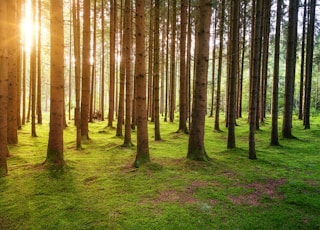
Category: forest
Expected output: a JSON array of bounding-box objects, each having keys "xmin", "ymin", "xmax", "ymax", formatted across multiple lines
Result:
[{"xmin": 0, "ymin": 0, "xmax": 320, "ymax": 228}]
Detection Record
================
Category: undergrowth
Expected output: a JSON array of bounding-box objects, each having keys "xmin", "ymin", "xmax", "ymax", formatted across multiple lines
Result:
[{"xmin": 0, "ymin": 115, "xmax": 319, "ymax": 229}]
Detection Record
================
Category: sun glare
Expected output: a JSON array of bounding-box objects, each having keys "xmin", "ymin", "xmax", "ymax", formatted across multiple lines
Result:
[{"xmin": 21, "ymin": 0, "xmax": 36, "ymax": 53}]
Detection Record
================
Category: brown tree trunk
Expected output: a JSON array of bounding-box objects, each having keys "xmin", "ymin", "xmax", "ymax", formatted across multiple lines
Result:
[
  {"xmin": 147, "ymin": 0, "xmax": 154, "ymax": 120},
  {"xmin": 0, "ymin": 0, "xmax": 9, "ymax": 176},
  {"xmin": 17, "ymin": 0, "xmax": 22, "ymax": 130},
  {"xmin": 164, "ymin": 4, "xmax": 170, "ymax": 122},
  {"xmin": 270, "ymin": 0, "xmax": 283, "ymax": 146},
  {"xmin": 89, "ymin": 0, "xmax": 97, "ymax": 123},
  {"xmin": 169, "ymin": 0, "xmax": 177, "ymax": 122},
  {"xmin": 22, "ymin": 48, "xmax": 26, "ymax": 126},
  {"xmin": 7, "ymin": 0, "xmax": 18, "ymax": 144},
  {"xmin": 227, "ymin": 0, "xmax": 240, "ymax": 149},
  {"xmin": 298, "ymin": 0, "xmax": 307, "ymax": 120},
  {"xmin": 209, "ymin": 10, "xmax": 217, "ymax": 118},
  {"xmin": 178, "ymin": 0, "xmax": 188, "ymax": 133},
  {"xmin": 81, "ymin": 0, "xmax": 91, "ymax": 139},
  {"xmin": 282, "ymin": 0, "xmax": 299, "ymax": 138},
  {"xmin": 153, "ymin": 0, "xmax": 161, "ymax": 140},
  {"xmin": 187, "ymin": 0, "xmax": 212, "ymax": 161},
  {"xmin": 46, "ymin": 0, "xmax": 65, "ymax": 166},
  {"xmin": 134, "ymin": 0, "xmax": 150, "ymax": 167},
  {"xmin": 303, "ymin": 0, "xmax": 317, "ymax": 129},
  {"xmin": 100, "ymin": 0, "xmax": 105, "ymax": 121},
  {"xmin": 31, "ymin": 0, "xmax": 37, "ymax": 137},
  {"xmin": 249, "ymin": 0, "xmax": 262, "ymax": 160},
  {"xmin": 108, "ymin": 0, "xmax": 116, "ymax": 127},
  {"xmin": 214, "ymin": 0, "xmax": 225, "ymax": 132},
  {"xmin": 123, "ymin": 0, "xmax": 132, "ymax": 146},
  {"xmin": 37, "ymin": 0, "xmax": 42, "ymax": 125},
  {"xmin": 73, "ymin": 0, "xmax": 81, "ymax": 149}
]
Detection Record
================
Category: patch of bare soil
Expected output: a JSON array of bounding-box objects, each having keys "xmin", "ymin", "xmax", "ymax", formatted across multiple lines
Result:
[
  {"xmin": 229, "ymin": 178, "xmax": 287, "ymax": 206},
  {"xmin": 150, "ymin": 180, "xmax": 219, "ymax": 205}
]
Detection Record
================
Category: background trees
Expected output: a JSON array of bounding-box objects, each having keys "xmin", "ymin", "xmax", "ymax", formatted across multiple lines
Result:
[{"xmin": 0, "ymin": 0, "xmax": 319, "ymax": 174}]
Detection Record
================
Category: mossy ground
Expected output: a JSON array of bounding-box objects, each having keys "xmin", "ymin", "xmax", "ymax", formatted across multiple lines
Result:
[{"xmin": 1, "ymin": 115, "xmax": 320, "ymax": 229}]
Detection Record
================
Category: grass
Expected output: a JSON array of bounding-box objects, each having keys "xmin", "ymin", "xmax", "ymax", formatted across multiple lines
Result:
[{"xmin": 0, "ymin": 114, "xmax": 320, "ymax": 229}]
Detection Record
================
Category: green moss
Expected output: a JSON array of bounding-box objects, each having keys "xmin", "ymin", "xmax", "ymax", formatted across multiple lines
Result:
[{"xmin": 0, "ymin": 115, "xmax": 319, "ymax": 229}]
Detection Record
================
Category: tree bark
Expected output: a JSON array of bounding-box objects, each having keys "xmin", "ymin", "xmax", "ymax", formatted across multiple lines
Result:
[
  {"xmin": 303, "ymin": 0, "xmax": 317, "ymax": 129},
  {"xmin": 46, "ymin": 0, "xmax": 65, "ymax": 166},
  {"xmin": 187, "ymin": 0, "xmax": 212, "ymax": 161},
  {"xmin": 270, "ymin": 0, "xmax": 283, "ymax": 146},
  {"xmin": 37, "ymin": 0, "xmax": 42, "ymax": 125},
  {"xmin": 134, "ymin": 0, "xmax": 150, "ymax": 167},
  {"xmin": 81, "ymin": 0, "xmax": 91, "ymax": 139},
  {"xmin": 282, "ymin": 0, "xmax": 299, "ymax": 138},
  {"xmin": 0, "ymin": 0, "xmax": 9, "ymax": 176},
  {"xmin": 31, "ymin": 0, "xmax": 37, "ymax": 137},
  {"xmin": 227, "ymin": 0, "xmax": 240, "ymax": 149}
]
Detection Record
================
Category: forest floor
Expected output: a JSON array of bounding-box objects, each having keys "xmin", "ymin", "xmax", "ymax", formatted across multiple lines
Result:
[{"xmin": 1, "ymin": 114, "xmax": 320, "ymax": 229}]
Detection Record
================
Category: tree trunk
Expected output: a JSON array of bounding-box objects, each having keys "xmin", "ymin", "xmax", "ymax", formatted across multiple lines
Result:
[
  {"xmin": 298, "ymin": 0, "xmax": 308, "ymax": 120},
  {"xmin": 7, "ymin": 0, "xmax": 18, "ymax": 144},
  {"xmin": 73, "ymin": 0, "xmax": 81, "ymax": 149},
  {"xmin": 169, "ymin": 0, "xmax": 177, "ymax": 122},
  {"xmin": 147, "ymin": 0, "xmax": 154, "ymax": 120},
  {"xmin": 164, "ymin": 4, "xmax": 170, "ymax": 122},
  {"xmin": 209, "ymin": 10, "xmax": 217, "ymax": 118},
  {"xmin": 248, "ymin": 0, "xmax": 262, "ymax": 160},
  {"xmin": 282, "ymin": 0, "xmax": 299, "ymax": 138},
  {"xmin": 100, "ymin": 0, "xmax": 105, "ymax": 121},
  {"xmin": 270, "ymin": 0, "xmax": 283, "ymax": 146},
  {"xmin": 214, "ymin": 0, "xmax": 225, "ymax": 132},
  {"xmin": 227, "ymin": 0, "xmax": 240, "ymax": 149},
  {"xmin": 31, "ymin": 0, "xmax": 37, "ymax": 137},
  {"xmin": 81, "ymin": 0, "xmax": 91, "ymax": 139},
  {"xmin": 134, "ymin": 0, "xmax": 150, "ymax": 167},
  {"xmin": 0, "ymin": 0, "xmax": 9, "ymax": 176},
  {"xmin": 153, "ymin": 0, "xmax": 161, "ymax": 140},
  {"xmin": 187, "ymin": 0, "xmax": 212, "ymax": 161},
  {"xmin": 303, "ymin": 0, "xmax": 317, "ymax": 129},
  {"xmin": 123, "ymin": 0, "xmax": 132, "ymax": 146},
  {"xmin": 37, "ymin": 0, "xmax": 42, "ymax": 125},
  {"xmin": 178, "ymin": 0, "xmax": 188, "ymax": 133},
  {"xmin": 46, "ymin": 0, "xmax": 65, "ymax": 166}
]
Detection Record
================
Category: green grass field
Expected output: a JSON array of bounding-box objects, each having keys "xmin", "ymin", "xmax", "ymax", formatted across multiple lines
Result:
[{"xmin": 1, "ymin": 115, "xmax": 320, "ymax": 229}]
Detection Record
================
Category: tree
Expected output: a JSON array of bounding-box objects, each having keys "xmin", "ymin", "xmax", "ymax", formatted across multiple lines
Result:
[
  {"xmin": 303, "ymin": 0, "xmax": 317, "ymax": 129},
  {"xmin": 73, "ymin": 0, "xmax": 81, "ymax": 149},
  {"xmin": 0, "ymin": 0, "xmax": 9, "ymax": 176},
  {"xmin": 37, "ymin": 0, "xmax": 42, "ymax": 125},
  {"xmin": 45, "ymin": 0, "xmax": 65, "ymax": 166},
  {"xmin": 214, "ymin": 0, "xmax": 225, "ymax": 132},
  {"xmin": 81, "ymin": 0, "xmax": 91, "ymax": 139},
  {"xmin": 227, "ymin": 0, "xmax": 240, "ymax": 149},
  {"xmin": 270, "ymin": 0, "xmax": 283, "ymax": 146},
  {"xmin": 169, "ymin": 0, "xmax": 177, "ymax": 122},
  {"xmin": 187, "ymin": 0, "xmax": 212, "ymax": 161},
  {"xmin": 134, "ymin": 0, "xmax": 150, "ymax": 167},
  {"xmin": 153, "ymin": 0, "xmax": 161, "ymax": 140},
  {"xmin": 108, "ymin": 0, "xmax": 116, "ymax": 127},
  {"xmin": 282, "ymin": 0, "xmax": 299, "ymax": 138},
  {"xmin": 178, "ymin": 0, "xmax": 188, "ymax": 133},
  {"xmin": 7, "ymin": 0, "xmax": 19, "ymax": 144},
  {"xmin": 31, "ymin": 0, "xmax": 37, "ymax": 137},
  {"xmin": 248, "ymin": 0, "xmax": 263, "ymax": 160},
  {"xmin": 123, "ymin": 0, "xmax": 133, "ymax": 146}
]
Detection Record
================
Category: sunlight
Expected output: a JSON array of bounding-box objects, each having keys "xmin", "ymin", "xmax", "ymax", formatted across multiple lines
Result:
[{"xmin": 21, "ymin": 0, "xmax": 36, "ymax": 53}]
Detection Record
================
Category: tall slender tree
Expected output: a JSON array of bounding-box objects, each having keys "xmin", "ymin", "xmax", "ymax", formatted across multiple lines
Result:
[
  {"xmin": 0, "ymin": 0, "xmax": 9, "ymax": 176},
  {"xmin": 178, "ymin": 0, "xmax": 188, "ymax": 133},
  {"xmin": 248, "ymin": 0, "xmax": 263, "ymax": 160},
  {"xmin": 31, "ymin": 0, "xmax": 37, "ymax": 137},
  {"xmin": 81, "ymin": 0, "xmax": 91, "ymax": 139},
  {"xmin": 214, "ymin": 0, "xmax": 225, "ymax": 132},
  {"xmin": 134, "ymin": 0, "xmax": 150, "ymax": 167},
  {"xmin": 37, "ymin": 0, "xmax": 42, "ymax": 125},
  {"xmin": 153, "ymin": 0, "xmax": 161, "ymax": 140},
  {"xmin": 270, "ymin": 0, "xmax": 283, "ymax": 146},
  {"xmin": 227, "ymin": 0, "xmax": 240, "ymax": 149},
  {"xmin": 108, "ymin": 0, "xmax": 116, "ymax": 127},
  {"xmin": 282, "ymin": 0, "xmax": 299, "ymax": 138},
  {"xmin": 46, "ymin": 0, "xmax": 65, "ymax": 166},
  {"xmin": 304, "ymin": 0, "xmax": 317, "ymax": 129},
  {"xmin": 7, "ymin": 0, "xmax": 19, "ymax": 144},
  {"xmin": 187, "ymin": 0, "xmax": 212, "ymax": 161}
]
